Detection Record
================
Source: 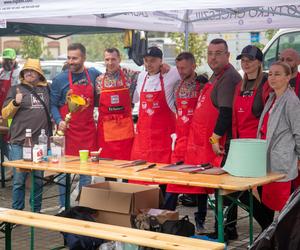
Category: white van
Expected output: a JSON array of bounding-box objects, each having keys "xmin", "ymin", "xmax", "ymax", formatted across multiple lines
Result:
[{"xmin": 262, "ymin": 28, "xmax": 300, "ymax": 71}]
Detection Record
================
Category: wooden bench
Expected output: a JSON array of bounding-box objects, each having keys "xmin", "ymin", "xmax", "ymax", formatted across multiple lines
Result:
[{"xmin": 0, "ymin": 208, "xmax": 224, "ymax": 250}]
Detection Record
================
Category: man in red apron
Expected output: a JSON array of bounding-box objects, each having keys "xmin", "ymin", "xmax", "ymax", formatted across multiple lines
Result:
[
  {"xmin": 279, "ymin": 48, "xmax": 300, "ymax": 190},
  {"xmin": 0, "ymin": 48, "xmax": 20, "ymax": 110},
  {"xmin": 96, "ymin": 48, "xmax": 139, "ymax": 160},
  {"xmin": 131, "ymin": 46, "xmax": 180, "ymax": 186},
  {"xmin": 0, "ymin": 48, "xmax": 20, "ymax": 172},
  {"xmin": 185, "ymin": 39, "xmax": 241, "ymax": 238},
  {"xmin": 163, "ymin": 52, "xmax": 208, "ymax": 233},
  {"xmin": 50, "ymin": 43, "xmax": 100, "ymax": 209}
]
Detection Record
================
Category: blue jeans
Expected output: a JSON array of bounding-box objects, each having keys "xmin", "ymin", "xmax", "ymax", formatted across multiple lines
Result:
[
  {"xmin": 58, "ymin": 174, "xmax": 91, "ymax": 207},
  {"xmin": 9, "ymin": 144, "xmax": 44, "ymax": 212}
]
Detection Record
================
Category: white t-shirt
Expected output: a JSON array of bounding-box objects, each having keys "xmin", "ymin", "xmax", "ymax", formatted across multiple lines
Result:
[{"xmin": 133, "ymin": 67, "xmax": 180, "ymax": 113}]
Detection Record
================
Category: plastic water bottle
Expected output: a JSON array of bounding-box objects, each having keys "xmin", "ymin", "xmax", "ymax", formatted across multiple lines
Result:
[{"xmin": 38, "ymin": 129, "xmax": 48, "ymax": 157}]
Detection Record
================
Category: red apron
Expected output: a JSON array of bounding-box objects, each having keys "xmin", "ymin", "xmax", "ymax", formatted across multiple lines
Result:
[
  {"xmin": 169, "ymin": 70, "xmax": 227, "ymax": 194},
  {"xmin": 292, "ymin": 72, "xmax": 300, "ymax": 189},
  {"xmin": 171, "ymin": 80, "xmax": 201, "ymax": 163},
  {"xmin": 232, "ymin": 82, "xmax": 259, "ymax": 139},
  {"xmin": 260, "ymin": 98, "xmax": 291, "ymax": 211},
  {"xmin": 130, "ymin": 73, "xmax": 176, "ymax": 185},
  {"xmin": 0, "ymin": 68, "xmax": 14, "ymax": 110},
  {"xmin": 59, "ymin": 68, "xmax": 97, "ymax": 156},
  {"xmin": 167, "ymin": 80, "xmax": 201, "ymax": 193},
  {"xmin": 294, "ymin": 72, "xmax": 300, "ymax": 97},
  {"xmin": 97, "ymin": 70, "xmax": 134, "ymax": 160}
]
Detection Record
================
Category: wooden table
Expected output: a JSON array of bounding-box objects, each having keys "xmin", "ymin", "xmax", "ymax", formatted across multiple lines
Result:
[{"xmin": 3, "ymin": 157, "xmax": 284, "ymax": 247}]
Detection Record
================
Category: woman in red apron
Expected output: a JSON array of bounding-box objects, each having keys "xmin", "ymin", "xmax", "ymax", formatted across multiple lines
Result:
[
  {"xmin": 290, "ymin": 72, "xmax": 300, "ymax": 189},
  {"xmin": 256, "ymin": 61, "xmax": 300, "ymax": 229},
  {"xmin": 231, "ymin": 45, "xmax": 274, "ymax": 231},
  {"xmin": 97, "ymin": 69, "xmax": 134, "ymax": 160},
  {"xmin": 130, "ymin": 73, "xmax": 176, "ymax": 185}
]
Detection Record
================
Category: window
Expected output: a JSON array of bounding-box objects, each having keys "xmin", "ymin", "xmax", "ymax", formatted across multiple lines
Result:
[{"xmin": 263, "ymin": 31, "xmax": 300, "ymax": 71}]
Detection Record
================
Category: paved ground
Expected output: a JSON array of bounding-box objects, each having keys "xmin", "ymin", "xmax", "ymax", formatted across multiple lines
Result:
[{"xmin": 0, "ymin": 175, "xmax": 261, "ymax": 250}]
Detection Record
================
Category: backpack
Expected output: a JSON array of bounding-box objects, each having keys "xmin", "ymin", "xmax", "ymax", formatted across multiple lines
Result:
[{"xmin": 57, "ymin": 206, "xmax": 104, "ymax": 250}]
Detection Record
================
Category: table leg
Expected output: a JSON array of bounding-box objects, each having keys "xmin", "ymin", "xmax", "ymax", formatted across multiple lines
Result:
[
  {"xmin": 30, "ymin": 171, "xmax": 35, "ymax": 250},
  {"xmin": 65, "ymin": 173, "xmax": 71, "ymax": 209},
  {"xmin": 5, "ymin": 223, "xmax": 12, "ymax": 250},
  {"xmin": 215, "ymin": 189, "xmax": 224, "ymax": 242},
  {"xmin": 249, "ymin": 189, "xmax": 254, "ymax": 245}
]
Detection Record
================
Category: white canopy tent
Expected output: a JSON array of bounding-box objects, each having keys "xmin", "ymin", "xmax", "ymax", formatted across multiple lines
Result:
[{"xmin": 1, "ymin": 0, "xmax": 300, "ymax": 33}]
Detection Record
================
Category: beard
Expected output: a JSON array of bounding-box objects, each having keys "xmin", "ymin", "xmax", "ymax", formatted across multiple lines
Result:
[{"xmin": 3, "ymin": 61, "xmax": 14, "ymax": 71}]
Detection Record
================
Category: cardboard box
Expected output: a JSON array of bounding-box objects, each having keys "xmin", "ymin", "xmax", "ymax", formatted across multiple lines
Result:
[{"xmin": 79, "ymin": 181, "xmax": 160, "ymax": 227}]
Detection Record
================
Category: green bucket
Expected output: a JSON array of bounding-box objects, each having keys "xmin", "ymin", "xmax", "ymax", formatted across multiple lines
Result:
[{"xmin": 223, "ymin": 139, "xmax": 267, "ymax": 177}]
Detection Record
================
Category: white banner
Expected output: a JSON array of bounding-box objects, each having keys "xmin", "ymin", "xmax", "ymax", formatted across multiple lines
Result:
[
  {"xmin": 8, "ymin": 4, "xmax": 300, "ymax": 33},
  {"xmin": 1, "ymin": 0, "xmax": 300, "ymax": 19}
]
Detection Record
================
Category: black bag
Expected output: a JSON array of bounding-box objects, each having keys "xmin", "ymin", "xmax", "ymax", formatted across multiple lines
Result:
[
  {"xmin": 161, "ymin": 216, "xmax": 195, "ymax": 237},
  {"xmin": 57, "ymin": 206, "xmax": 103, "ymax": 250}
]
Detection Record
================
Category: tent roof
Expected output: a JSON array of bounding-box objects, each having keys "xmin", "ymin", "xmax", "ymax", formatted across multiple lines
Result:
[
  {"xmin": 0, "ymin": 22, "xmax": 123, "ymax": 37},
  {"xmin": 1, "ymin": 1, "xmax": 300, "ymax": 33}
]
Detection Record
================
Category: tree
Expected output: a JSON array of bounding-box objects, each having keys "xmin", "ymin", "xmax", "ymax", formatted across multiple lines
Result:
[
  {"xmin": 20, "ymin": 36, "xmax": 44, "ymax": 59},
  {"xmin": 265, "ymin": 29, "xmax": 278, "ymax": 41},
  {"xmin": 169, "ymin": 32, "xmax": 208, "ymax": 66},
  {"xmin": 71, "ymin": 33, "xmax": 126, "ymax": 61}
]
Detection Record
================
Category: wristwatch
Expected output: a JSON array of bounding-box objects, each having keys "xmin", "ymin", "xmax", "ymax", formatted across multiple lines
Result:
[
  {"xmin": 12, "ymin": 99, "xmax": 20, "ymax": 107},
  {"xmin": 209, "ymin": 136, "xmax": 219, "ymax": 144}
]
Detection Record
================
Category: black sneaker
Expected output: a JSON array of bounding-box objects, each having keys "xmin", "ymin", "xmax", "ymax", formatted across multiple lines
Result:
[
  {"xmin": 226, "ymin": 227, "xmax": 239, "ymax": 240},
  {"xmin": 179, "ymin": 194, "xmax": 197, "ymax": 207}
]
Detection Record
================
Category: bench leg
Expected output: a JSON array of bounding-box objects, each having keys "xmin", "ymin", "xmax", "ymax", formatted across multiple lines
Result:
[
  {"xmin": 4, "ymin": 223, "xmax": 12, "ymax": 250},
  {"xmin": 65, "ymin": 173, "xmax": 71, "ymax": 209},
  {"xmin": 30, "ymin": 171, "xmax": 35, "ymax": 250},
  {"xmin": 215, "ymin": 189, "xmax": 224, "ymax": 242}
]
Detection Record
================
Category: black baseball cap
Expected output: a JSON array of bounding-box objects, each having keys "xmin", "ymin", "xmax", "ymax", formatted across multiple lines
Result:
[
  {"xmin": 236, "ymin": 45, "xmax": 263, "ymax": 62},
  {"xmin": 143, "ymin": 46, "xmax": 163, "ymax": 59}
]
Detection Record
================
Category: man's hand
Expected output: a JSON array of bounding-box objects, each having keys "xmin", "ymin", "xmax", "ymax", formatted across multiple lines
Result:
[
  {"xmin": 58, "ymin": 121, "xmax": 67, "ymax": 132},
  {"xmin": 160, "ymin": 63, "xmax": 170, "ymax": 74},
  {"xmin": 15, "ymin": 88, "xmax": 23, "ymax": 104}
]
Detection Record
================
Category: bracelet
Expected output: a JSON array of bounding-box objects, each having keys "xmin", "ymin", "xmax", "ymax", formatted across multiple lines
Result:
[{"xmin": 209, "ymin": 136, "xmax": 219, "ymax": 145}]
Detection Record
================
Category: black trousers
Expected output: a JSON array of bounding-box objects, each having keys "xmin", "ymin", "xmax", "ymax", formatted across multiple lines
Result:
[{"xmin": 225, "ymin": 187, "xmax": 275, "ymax": 231}]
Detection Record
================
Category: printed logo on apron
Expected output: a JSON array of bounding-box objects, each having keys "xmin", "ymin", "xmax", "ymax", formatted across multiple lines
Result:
[
  {"xmin": 153, "ymin": 101, "xmax": 160, "ymax": 109},
  {"xmin": 146, "ymin": 108, "xmax": 154, "ymax": 116},
  {"xmin": 238, "ymin": 107, "xmax": 245, "ymax": 113},
  {"xmin": 146, "ymin": 93, "xmax": 153, "ymax": 99},
  {"xmin": 141, "ymin": 102, "xmax": 147, "ymax": 109},
  {"xmin": 178, "ymin": 108, "xmax": 183, "ymax": 116},
  {"xmin": 196, "ymin": 95, "xmax": 206, "ymax": 109},
  {"xmin": 181, "ymin": 115, "xmax": 189, "ymax": 123},
  {"xmin": 111, "ymin": 94, "xmax": 120, "ymax": 104}
]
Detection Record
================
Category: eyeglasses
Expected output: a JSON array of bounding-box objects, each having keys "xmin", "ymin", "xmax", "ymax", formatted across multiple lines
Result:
[
  {"xmin": 23, "ymin": 70, "xmax": 37, "ymax": 75},
  {"xmin": 207, "ymin": 51, "xmax": 227, "ymax": 57}
]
